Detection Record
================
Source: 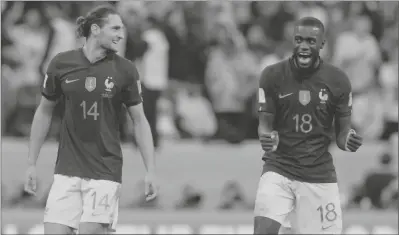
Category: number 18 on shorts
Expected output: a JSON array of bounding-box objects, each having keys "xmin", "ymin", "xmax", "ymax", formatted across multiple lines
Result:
[{"xmin": 255, "ymin": 172, "xmax": 343, "ymax": 234}]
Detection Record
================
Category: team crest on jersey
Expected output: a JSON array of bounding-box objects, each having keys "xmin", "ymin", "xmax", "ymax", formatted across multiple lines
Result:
[
  {"xmin": 85, "ymin": 77, "xmax": 96, "ymax": 92},
  {"xmin": 102, "ymin": 76, "xmax": 116, "ymax": 98},
  {"xmin": 319, "ymin": 89, "xmax": 329, "ymax": 104},
  {"xmin": 299, "ymin": 90, "xmax": 311, "ymax": 106}
]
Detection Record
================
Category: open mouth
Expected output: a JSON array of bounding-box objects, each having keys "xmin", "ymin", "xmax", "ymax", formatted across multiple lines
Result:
[{"xmin": 297, "ymin": 52, "xmax": 312, "ymax": 65}]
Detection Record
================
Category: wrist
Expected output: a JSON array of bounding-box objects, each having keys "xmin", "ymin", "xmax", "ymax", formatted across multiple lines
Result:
[
  {"xmin": 337, "ymin": 129, "xmax": 355, "ymax": 151},
  {"xmin": 27, "ymin": 158, "xmax": 36, "ymax": 167}
]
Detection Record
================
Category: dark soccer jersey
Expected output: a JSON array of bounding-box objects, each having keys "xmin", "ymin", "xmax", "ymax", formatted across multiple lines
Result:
[
  {"xmin": 258, "ymin": 58, "xmax": 352, "ymax": 183},
  {"xmin": 42, "ymin": 48, "xmax": 142, "ymax": 183}
]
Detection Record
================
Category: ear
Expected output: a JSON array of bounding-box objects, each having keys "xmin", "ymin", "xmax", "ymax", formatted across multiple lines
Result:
[
  {"xmin": 90, "ymin": 23, "xmax": 101, "ymax": 36},
  {"xmin": 320, "ymin": 39, "xmax": 326, "ymax": 49}
]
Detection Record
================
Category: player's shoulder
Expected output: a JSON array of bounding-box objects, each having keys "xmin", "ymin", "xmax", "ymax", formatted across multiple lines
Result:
[
  {"xmin": 47, "ymin": 49, "xmax": 80, "ymax": 73},
  {"xmin": 260, "ymin": 59, "xmax": 289, "ymax": 83},
  {"xmin": 113, "ymin": 54, "xmax": 140, "ymax": 82},
  {"xmin": 51, "ymin": 49, "xmax": 80, "ymax": 63},
  {"xmin": 113, "ymin": 54, "xmax": 137, "ymax": 71},
  {"xmin": 322, "ymin": 62, "xmax": 351, "ymax": 88}
]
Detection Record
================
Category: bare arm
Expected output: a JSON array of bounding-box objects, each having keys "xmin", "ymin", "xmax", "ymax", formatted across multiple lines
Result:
[
  {"xmin": 258, "ymin": 112, "xmax": 275, "ymax": 137},
  {"xmin": 334, "ymin": 116, "xmax": 352, "ymax": 151},
  {"xmin": 28, "ymin": 97, "xmax": 57, "ymax": 166},
  {"xmin": 126, "ymin": 103, "xmax": 156, "ymax": 174}
]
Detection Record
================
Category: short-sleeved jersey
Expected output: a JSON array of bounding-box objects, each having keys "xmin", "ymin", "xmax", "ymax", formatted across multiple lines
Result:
[
  {"xmin": 42, "ymin": 48, "xmax": 143, "ymax": 183},
  {"xmin": 258, "ymin": 58, "xmax": 352, "ymax": 183}
]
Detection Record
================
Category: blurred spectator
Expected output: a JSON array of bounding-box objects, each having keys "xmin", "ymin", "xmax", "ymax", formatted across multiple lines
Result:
[
  {"xmin": 41, "ymin": 2, "xmax": 77, "ymax": 76},
  {"xmin": 348, "ymin": 153, "xmax": 397, "ymax": 210},
  {"xmin": 139, "ymin": 15, "xmax": 170, "ymax": 149},
  {"xmin": 175, "ymin": 184, "xmax": 203, "ymax": 209},
  {"xmin": 381, "ymin": 178, "xmax": 398, "ymax": 209},
  {"xmin": 7, "ymin": 2, "xmax": 54, "ymax": 87},
  {"xmin": 378, "ymin": 43, "xmax": 398, "ymax": 141},
  {"xmin": 252, "ymin": 2, "xmax": 294, "ymax": 54},
  {"xmin": 333, "ymin": 14, "xmax": 381, "ymax": 96},
  {"xmin": 218, "ymin": 180, "xmax": 252, "ymax": 210},
  {"xmin": 205, "ymin": 21, "xmax": 258, "ymax": 144},
  {"xmin": 175, "ymin": 83, "xmax": 217, "ymax": 139}
]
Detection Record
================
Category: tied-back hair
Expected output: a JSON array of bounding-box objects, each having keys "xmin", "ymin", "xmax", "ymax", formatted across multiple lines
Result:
[{"xmin": 76, "ymin": 4, "xmax": 118, "ymax": 38}]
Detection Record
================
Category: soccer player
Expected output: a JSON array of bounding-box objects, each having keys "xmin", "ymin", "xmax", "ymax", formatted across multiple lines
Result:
[
  {"xmin": 254, "ymin": 17, "xmax": 363, "ymax": 234},
  {"xmin": 23, "ymin": 5, "xmax": 157, "ymax": 234}
]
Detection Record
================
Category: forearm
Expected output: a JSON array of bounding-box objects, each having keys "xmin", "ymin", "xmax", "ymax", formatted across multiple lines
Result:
[
  {"xmin": 28, "ymin": 108, "xmax": 53, "ymax": 166},
  {"xmin": 258, "ymin": 112, "xmax": 275, "ymax": 135},
  {"xmin": 133, "ymin": 119, "xmax": 156, "ymax": 173},
  {"xmin": 335, "ymin": 116, "xmax": 352, "ymax": 150}
]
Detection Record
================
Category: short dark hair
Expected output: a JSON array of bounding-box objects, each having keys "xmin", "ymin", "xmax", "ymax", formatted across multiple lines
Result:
[
  {"xmin": 76, "ymin": 4, "xmax": 118, "ymax": 38},
  {"xmin": 295, "ymin": 16, "xmax": 325, "ymax": 34}
]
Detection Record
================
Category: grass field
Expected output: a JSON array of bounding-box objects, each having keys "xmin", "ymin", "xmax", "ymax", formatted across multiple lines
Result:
[
  {"xmin": 2, "ymin": 209, "xmax": 398, "ymax": 234},
  {"xmin": 1, "ymin": 138, "xmax": 390, "ymax": 209}
]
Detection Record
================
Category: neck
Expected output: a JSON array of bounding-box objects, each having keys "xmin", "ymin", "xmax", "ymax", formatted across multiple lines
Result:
[{"xmin": 82, "ymin": 38, "xmax": 107, "ymax": 63}]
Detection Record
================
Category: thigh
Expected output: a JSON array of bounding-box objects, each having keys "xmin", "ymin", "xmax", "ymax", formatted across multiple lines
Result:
[
  {"xmin": 44, "ymin": 174, "xmax": 83, "ymax": 230},
  {"xmin": 80, "ymin": 178, "xmax": 121, "ymax": 232},
  {"xmin": 294, "ymin": 182, "xmax": 343, "ymax": 234},
  {"xmin": 254, "ymin": 171, "xmax": 295, "ymax": 227}
]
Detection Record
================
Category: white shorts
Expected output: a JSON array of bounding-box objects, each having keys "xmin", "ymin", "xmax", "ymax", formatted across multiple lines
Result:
[
  {"xmin": 254, "ymin": 171, "xmax": 343, "ymax": 234},
  {"xmin": 44, "ymin": 174, "xmax": 121, "ymax": 231}
]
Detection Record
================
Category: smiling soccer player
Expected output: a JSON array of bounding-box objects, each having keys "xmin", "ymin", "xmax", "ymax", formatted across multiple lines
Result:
[
  {"xmin": 254, "ymin": 17, "xmax": 363, "ymax": 234},
  {"xmin": 24, "ymin": 5, "xmax": 158, "ymax": 234}
]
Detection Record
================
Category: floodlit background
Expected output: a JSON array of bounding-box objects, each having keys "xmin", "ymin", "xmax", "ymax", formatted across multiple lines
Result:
[{"xmin": 1, "ymin": 1, "xmax": 398, "ymax": 234}]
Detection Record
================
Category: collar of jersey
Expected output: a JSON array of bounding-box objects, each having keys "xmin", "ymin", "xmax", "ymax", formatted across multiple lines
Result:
[
  {"xmin": 289, "ymin": 56, "xmax": 323, "ymax": 78},
  {"xmin": 79, "ymin": 47, "xmax": 115, "ymax": 65}
]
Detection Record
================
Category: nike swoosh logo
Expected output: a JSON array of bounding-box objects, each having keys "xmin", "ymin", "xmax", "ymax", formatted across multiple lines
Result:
[
  {"xmin": 65, "ymin": 79, "xmax": 79, "ymax": 84},
  {"xmin": 278, "ymin": 93, "xmax": 293, "ymax": 98},
  {"xmin": 92, "ymin": 212, "xmax": 104, "ymax": 216},
  {"xmin": 322, "ymin": 225, "xmax": 333, "ymax": 230}
]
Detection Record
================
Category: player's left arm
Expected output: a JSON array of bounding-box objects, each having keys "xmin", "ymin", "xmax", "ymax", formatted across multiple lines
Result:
[
  {"xmin": 334, "ymin": 73, "xmax": 363, "ymax": 152},
  {"xmin": 126, "ymin": 104, "xmax": 156, "ymax": 173},
  {"xmin": 122, "ymin": 63, "xmax": 156, "ymax": 176}
]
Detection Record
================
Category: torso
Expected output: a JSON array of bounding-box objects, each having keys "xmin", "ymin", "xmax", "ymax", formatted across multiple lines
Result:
[{"xmin": 262, "ymin": 59, "xmax": 345, "ymax": 183}]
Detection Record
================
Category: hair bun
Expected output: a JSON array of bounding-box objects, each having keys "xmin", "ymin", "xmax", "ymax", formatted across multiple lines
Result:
[{"xmin": 76, "ymin": 16, "xmax": 86, "ymax": 25}]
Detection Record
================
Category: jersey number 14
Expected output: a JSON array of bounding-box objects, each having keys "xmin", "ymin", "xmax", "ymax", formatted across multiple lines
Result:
[
  {"xmin": 80, "ymin": 101, "xmax": 100, "ymax": 120},
  {"xmin": 293, "ymin": 113, "xmax": 313, "ymax": 133}
]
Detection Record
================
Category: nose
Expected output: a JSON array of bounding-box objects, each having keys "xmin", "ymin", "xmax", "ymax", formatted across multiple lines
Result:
[{"xmin": 298, "ymin": 41, "xmax": 310, "ymax": 51}]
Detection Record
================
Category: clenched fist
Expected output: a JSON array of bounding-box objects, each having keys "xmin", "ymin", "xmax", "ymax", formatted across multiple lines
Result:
[
  {"xmin": 259, "ymin": 131, "xmax": 279, "ymax": 153},
  {"xmin": 345, "ymin": 129, "xmax": 363, "ymax": 152}
]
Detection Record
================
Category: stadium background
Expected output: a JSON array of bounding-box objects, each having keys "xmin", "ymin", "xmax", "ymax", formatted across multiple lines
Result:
[{"xmin": 1, "ymin": 1, "xmax": 398, "ymax": 234}]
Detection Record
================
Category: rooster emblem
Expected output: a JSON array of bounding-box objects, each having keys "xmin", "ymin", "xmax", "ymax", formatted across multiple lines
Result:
[{"xmin": 105, "ymin": 77, "xmax": 114, "ymax": 92}]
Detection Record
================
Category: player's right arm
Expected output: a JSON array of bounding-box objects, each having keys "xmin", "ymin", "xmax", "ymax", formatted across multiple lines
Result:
[
  {"xmin": 25, "ymin": 57, "xmax": 61, "ymax": 195},
  {"xmin": 258, "ymin": 67, "xmax": 279, "ymax": 152}
]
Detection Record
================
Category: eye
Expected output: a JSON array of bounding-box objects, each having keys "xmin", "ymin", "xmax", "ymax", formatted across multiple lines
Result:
[
  {"xmin": 308, "ymin": 39, "xmax": 316, "ymax": 45},
  {"xmin": 295, "ymin": 37, "xmax": 302, "ymax": 43}
]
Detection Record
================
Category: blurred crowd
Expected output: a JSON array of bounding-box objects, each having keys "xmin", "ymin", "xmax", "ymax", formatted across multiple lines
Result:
[{"xmin": 1, "ymin": 1, "xmax": 398, "ymax": 210}]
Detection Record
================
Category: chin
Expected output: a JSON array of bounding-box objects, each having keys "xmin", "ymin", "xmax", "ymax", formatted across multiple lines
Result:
[{"xmin": 107, "ymin": 45, "xmax": 119, "ymax": 53}]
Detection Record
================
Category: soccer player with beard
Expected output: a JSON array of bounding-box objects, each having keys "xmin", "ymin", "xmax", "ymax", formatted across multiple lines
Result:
[
  {"xmin": 254, "ymin": 17, "xmax": 363, "ymax": 234},
  {"xmin": 24, "ymin": 5, "xmax": 158, "ymax": 234}
]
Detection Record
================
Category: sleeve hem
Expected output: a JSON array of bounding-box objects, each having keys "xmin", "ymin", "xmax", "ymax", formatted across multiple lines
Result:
[
  {"xmin": 124, "ymin": 100, "xmax": 142, "ymax": 107},
  {"xmin": 41, "ymin": 92, "xmax": 58, "ymax": 101},
  {"xmin": 335, "ymin": 112, "xmax": 351, "ymax": 118}
]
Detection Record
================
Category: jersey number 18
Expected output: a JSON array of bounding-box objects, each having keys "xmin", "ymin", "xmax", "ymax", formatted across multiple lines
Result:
[{"xmin": 293, "ymin": 113, "xmax": 313, "ymax": 133}]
